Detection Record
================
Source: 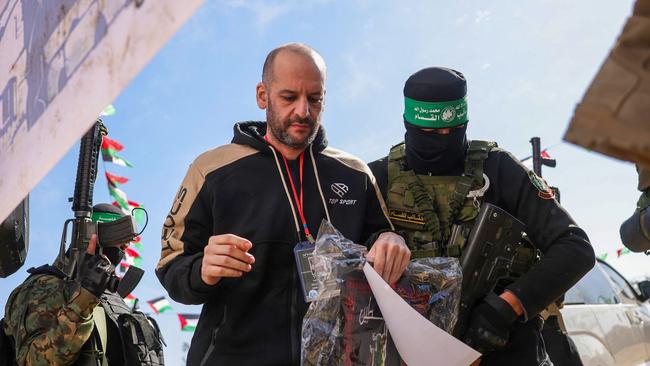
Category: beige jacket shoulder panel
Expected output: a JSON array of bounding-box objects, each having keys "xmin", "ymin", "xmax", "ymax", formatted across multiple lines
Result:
[{"xmin": 158, "ymin": 143, "xmax": 259, "ymax": 269}]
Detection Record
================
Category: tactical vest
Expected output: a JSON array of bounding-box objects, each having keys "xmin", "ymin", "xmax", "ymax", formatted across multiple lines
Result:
[
  {"xmin": 6, "ymin": 265, "xmax": 165, "ymax": 366},
  {"xmin": 98, "ymin": 291, "xmax": 165, "ymax": 366},
  {"xmin": 387, "ymin": 140, "xmax": 497, "ymax": 258}
]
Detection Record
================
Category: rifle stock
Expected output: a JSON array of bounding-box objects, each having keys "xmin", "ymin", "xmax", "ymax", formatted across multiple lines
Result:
[{"xmin": 452, "ymin": 203, "xmax": 526, "ymax": 337}]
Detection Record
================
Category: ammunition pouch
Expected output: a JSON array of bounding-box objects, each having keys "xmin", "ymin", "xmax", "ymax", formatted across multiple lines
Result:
[
  {"xmin": 100, "ymin": 292, "xmax": 165, "ymax": 366},
  {"xmin": 387, "ymin": 140, "xmax": 497, "ymax": 254}
]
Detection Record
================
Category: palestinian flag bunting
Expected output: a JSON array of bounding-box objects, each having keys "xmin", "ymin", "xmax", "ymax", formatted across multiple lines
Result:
[
  {"xmin": 118, "ymin": 261, "xmax": 130, "ymax": 273},
  {"xmin": 102, "ymin": 149, "xmax": 133, "ymax": 167},
  {"xmin": 108, "ymin": 184, "xmax": 130, "ymax": 210},
  {"xmin": 125, "ymin": 294, "xmax": 138, "ymax": 308},
  {"xmin": 147, "ymin": 296, "xmax": 173, "ymax": 314},
  {"xmin": 101, "ymin": 136, "xmax": 130, "ymax": 166},
  {"xmin": 617, "ymin": 248, "xmax": 631, "ymax": 258},
  {"xmin": 111, "ymin": 198, "xmax": 146, "ymax": 224},
  {"xmin": 178, "ymin": 314, "xmax": 200, "ymax": 332},
  {"xmin": 106, "ymin": 172, "xmax": 129, "ymax": 185},
  {"xmin": 123, "ymin": 247, "xmax": 142, "ymax": 267},
  {"xmin": 102, "ymin": 136, "xmax": 124, "ymax": 152},
  {"xmin": 101, "ymin": 104, "xmax": 116, "ymax": 117},
  {"xmin": 597, "ymin": 246, "xmax": 638, "ymax": 261},
  {"xmin": 132, "ymin": 236, "xmax": 143, "ymax": 251}
]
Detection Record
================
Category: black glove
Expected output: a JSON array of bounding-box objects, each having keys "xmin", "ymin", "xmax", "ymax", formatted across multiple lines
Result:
[
  {"xmin": 463, "ymin": 292, "xmax": 519, "ymax": 355},
  {"xmin": 79, "ymin": 253, "xmax": 116, "ymax": 298}
]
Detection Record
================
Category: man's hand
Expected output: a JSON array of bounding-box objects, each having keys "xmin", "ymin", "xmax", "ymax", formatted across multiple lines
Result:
[
  {"xmin": 463, "ymin": 293, "xmax": 518, "ymax": 355},
  {"xmin": 201, "ymin": 234, "xmax": 256, "ymax": 286},
  {"xmin": 366, "ymin": 232, "xmax": 410, "ymax": 285},
  {"xmin": 79, "ymin": 234, "xmax": 116, "ymax": 298}
]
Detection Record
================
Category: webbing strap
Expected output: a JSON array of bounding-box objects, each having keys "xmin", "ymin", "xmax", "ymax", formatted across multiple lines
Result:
[
  {"xmin": 92, "ymin": 306, "xmax": 109, "ymax": 366},
  {"xmin": 448, "ymin": 140, "xmax": 497, "ymax": 222},
  {"xmin": 444, "ymin": 141, "xmax": 495, "ymax": 254},
  {"xmin": 387, "ymin": 142, "xmax": 406, "ymax": 181}
]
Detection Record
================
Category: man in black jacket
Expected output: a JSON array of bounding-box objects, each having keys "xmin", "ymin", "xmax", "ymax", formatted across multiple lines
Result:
[
  {"xmin": 156, "ymin": 43, "xmax": 410, "ymax": 366},
  {"xmin": 368, "ymin": 67, "xmax": 595, "ymax": 365}
]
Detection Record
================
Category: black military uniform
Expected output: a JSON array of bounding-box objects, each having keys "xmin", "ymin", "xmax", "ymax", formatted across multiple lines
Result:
[{"xmin": 368, "ymin": 67, "xmax": 595, "ymax": 365}]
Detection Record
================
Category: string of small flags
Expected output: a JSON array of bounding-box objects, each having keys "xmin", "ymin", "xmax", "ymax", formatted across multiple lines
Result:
[
  {"xmin": 597, "ymin": 247, "xmax": 632, "ymax": 261},
  {"xmin": 99, "ymin": 107, "xmax": 146, "ymax": 276},
  {"xmin": 100, "ymin": 107, "xmax": 199, "ymax": 333},
  {"xmin": 124, "ymin": 293, "xmax": 199, "ymax": 332}
]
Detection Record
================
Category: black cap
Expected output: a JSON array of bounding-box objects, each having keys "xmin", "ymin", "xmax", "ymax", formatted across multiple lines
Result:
[
  {"xmin": 93, "ymin": 203, "xmax": 124, "ymax": 216},
  {"xmin": 403, "ymin": 67, "xmax": 466, "ymax": 102}
]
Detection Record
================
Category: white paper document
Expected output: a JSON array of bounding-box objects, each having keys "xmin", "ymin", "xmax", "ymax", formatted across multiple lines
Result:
[{"xmin": 363, "ymin": 263, "xmax": 481, "ymax": 366}]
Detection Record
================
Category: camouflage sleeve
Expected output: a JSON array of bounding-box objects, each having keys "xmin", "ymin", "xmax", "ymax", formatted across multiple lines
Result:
[{"xmin": 6, "ymin": 275, "xmax": 99, "ymax": 366}]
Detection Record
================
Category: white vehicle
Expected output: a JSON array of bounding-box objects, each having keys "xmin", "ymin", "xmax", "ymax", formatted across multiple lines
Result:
[{"xmin": 561, "ymin": 259, "xmax": 650, "ymax": 366}]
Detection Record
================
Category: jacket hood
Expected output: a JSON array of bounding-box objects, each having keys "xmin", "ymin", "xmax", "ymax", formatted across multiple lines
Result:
[{"xmin": 232, "ymin": 121, "xmax": 328, "ymax": 154}]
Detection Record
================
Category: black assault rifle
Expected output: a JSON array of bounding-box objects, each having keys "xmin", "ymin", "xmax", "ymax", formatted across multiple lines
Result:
[
  {"xmin": 58, "ymin": 120, "xmax": 143, "ymax": 298},
  {"xmin": 452, "ymin": 203, "xmax": 536, "ymax": 337},
  {"xmin": 528, "ymin": 137, "xmax": 560, "ymax": 202}
]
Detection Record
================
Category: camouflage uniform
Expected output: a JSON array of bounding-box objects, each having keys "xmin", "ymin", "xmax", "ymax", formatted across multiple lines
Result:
[{"xmin": 3, "ymin": 270, "xmax": 99, "ymax": 365}]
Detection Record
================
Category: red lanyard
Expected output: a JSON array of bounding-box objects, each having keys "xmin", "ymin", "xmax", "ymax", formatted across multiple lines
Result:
[{"xmin": 265, "ymin": 136, "xmax": 313, "ymax": 241}]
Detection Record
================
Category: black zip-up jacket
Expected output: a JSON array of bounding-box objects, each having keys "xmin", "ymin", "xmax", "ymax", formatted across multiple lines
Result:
[
  {"xmin": 156, "ymin": 122, "xmax": 392, "ymax": 366},
  {"xmin": 369, "ymin": 144, "xmax": 595, "ymax": 365}
]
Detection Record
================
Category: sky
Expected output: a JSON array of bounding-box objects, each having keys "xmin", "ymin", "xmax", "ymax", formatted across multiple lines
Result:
[{"xmin": 1, "ymin": 0, "xmax": 647, "ymax": 364}]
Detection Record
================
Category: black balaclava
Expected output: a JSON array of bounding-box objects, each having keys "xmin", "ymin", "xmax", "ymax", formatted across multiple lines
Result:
[
  {"xmin": 404, "ymin": 122, "xmax": 468, "ymax": 175},
  {"xmin": 403, "ymin": 67, "xmax": 469, "ymax": 176}
]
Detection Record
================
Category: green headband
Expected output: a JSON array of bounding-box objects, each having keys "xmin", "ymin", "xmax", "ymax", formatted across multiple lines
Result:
[
  {"xmin": 92, "ymin": 211, "xmax": 123, "ymax": 223},
  {"xmin": 403, "ymin": 96, "xmax": 468, "ymax": 128}
]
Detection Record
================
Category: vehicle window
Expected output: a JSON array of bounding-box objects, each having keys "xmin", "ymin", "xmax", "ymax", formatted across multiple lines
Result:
[
  {"xmin": 564, "ymin": 265, "xmax": 619, "ymax": 305},
  {"xmin": 599, "ymin": 262, "xmax": 637, "ymax": 303},
  {"xmin": 564, "ymin": 283, "xmax": 584, "ymax": 304}
]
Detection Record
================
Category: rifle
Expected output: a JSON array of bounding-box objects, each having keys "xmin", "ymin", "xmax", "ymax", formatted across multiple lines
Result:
[
  {"xmin": 452, "ymin": 203, "xmax": 535, "ymax": 337},
  {"xmin": 58, "ymin": 120, "xmax": 143, "ymax": 298},
  {"xmin": 529, "ymin": 137, "xmax": 560, "ymax": 202},
  {"xmin": 61, "ymin": 120, "xmax": 105, "ymax": 284}
]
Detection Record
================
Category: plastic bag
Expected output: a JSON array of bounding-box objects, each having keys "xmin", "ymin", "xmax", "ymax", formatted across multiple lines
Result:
[{"xmin": 301, "ymin": 221, "xmax": 462, "ymax": 366}]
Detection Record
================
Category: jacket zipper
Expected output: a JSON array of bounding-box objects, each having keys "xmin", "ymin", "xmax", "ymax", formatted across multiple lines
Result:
[{"xmin": 200, "ymin": 305, "xmax": 227, "ymax": 366}]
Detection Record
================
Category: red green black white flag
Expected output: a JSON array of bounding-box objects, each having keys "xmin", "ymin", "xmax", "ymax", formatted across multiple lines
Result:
[
  {"xmin": 102, "ymin": 148, "xmax": 133, "ymax": 167},
  {"xmin": 106, "ymin": 172, "xmax": 129, "ymax": 185},
  {"xmin": 123, "ymin": 247, "xmax": 142, "ymax": 267},
  {"xmin": 111, "ymin": 197, "xmax": 146, "ymax": 224},
  {"xmin": 102, "ymin": 136, "xmax": 132, "ymax": 167},
  {"xmin": 147, "ymin": 296, "xmax": 173, "ymax": 314},
  {"xmin": 125, "ymin": 293, "xmax": 138, "ymax": 308},
  {"xmin": 132, "ymin": 236, "xmax": 143, "ymax": 251},
  {"xmin": 178, "ymin": 314, "xmax": 199, "ymax": 332},
  {"xmin": 108, "ymin": 184, "xmax": 130, "ymax": 210},
  {"xmin": 617, "ymin": 247, "xmax": 631, "ymax": 257},
  {"xmin": 102, "ymin": 136, "xmax": 124, "ymax": 152}
]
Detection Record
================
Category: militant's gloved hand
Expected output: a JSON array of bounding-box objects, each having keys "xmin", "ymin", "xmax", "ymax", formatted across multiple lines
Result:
[
  {"xmin": 463, "ymin": 292, "xmax": 519, "ymax": 355},
  {"xmin": 79, "ymin": 253, "xmax": 116, "ymax": 298}
]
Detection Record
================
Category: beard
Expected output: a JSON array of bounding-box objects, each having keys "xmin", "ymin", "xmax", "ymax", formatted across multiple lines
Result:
[{"xmin": 266, "ymin": 101, "xmax": 320, "ymax": 149}]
